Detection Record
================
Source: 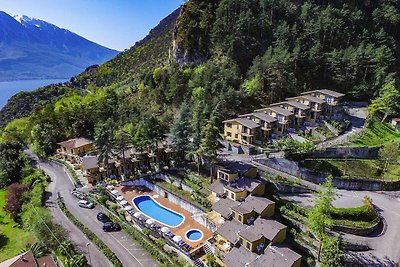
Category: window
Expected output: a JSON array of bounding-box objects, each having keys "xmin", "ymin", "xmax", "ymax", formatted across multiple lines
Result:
[
  {"xmin": 238, "ymin": 214, "xmax": 242, "ymax": 222},
  {"xmin": 227, "ymin": 132, "xmax": 232, "ymax": 137},
  {"xmin": 218, "ymin": 172, "xmax": 225, "ymax": 179},
  {"xmin": 235, "ymin": 134, "xmax": 238, "ymax": 138},
  {"xmin": 230, "ymin": 192, "xmax": 234, "ymax": 199},
  {"xmin": 246, "ymin": 242, "xmax": 251, "ymax": 250},
  {"xmin": 232, "ymin": 211, "xmax": 236, "ymax": 218},
  {"xmin": 227, "ymin": 123, "xmax": 232, "ymax": 128}
]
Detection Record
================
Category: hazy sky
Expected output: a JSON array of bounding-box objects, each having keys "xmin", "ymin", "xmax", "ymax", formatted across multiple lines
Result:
[{"xmin": 1, "ymin": 0, "xmax": 185, "ymax": 51}]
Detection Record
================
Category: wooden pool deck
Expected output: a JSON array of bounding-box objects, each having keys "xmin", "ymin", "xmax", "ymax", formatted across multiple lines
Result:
[{"xmin": 115, "ymin": 185, "xmax": 213, "ymax": 252}]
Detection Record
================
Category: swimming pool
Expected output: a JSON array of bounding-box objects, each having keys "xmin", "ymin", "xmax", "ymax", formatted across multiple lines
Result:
[
  {"xmin": 186, "ymin": 229, "xmax": 203, "ymax": 242},
  {"xmin": 132, "ymin": 195, "xmax": 185, "ymax": 227}
]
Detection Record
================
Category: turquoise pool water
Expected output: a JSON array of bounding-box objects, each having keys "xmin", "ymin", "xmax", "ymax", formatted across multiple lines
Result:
[
  {"xmin": 186, "ymin": 229, "xmax": 203, "ymax": 241},
  {"xmin": 132, "ymin": 195, "xmax": 184, "ymax": 227}
]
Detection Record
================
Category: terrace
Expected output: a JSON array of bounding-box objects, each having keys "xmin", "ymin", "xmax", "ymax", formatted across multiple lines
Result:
[{"xmin": 112, "ymin": 185, "xmax": 213, "ymax": 254}]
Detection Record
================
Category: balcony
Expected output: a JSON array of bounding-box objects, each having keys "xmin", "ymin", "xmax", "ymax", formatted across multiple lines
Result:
[
  {"xmin": 241, "ymin": 131, "xmax": 254, "ymax": 136},
  {"xmin": 277, "ymin": 119, "xmax": 289, "ymax": 125}
]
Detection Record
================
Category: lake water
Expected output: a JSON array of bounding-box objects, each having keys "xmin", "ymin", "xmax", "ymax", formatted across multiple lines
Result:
[{"xmin": 0, "ymin": 79, "xmax": 67, "ymax": 110}]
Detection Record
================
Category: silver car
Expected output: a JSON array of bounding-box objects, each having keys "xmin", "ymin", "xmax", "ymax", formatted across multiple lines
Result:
[{"xmin": 78, "ymin": 200, "xmax": 94, "ymax": 209}]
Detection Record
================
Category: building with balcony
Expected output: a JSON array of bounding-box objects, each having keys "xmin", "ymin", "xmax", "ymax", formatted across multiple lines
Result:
[
  {"xmin": 223, "ymin": 117, "xmax": 260, "ymax": 145},
  {"xmin": 270, "ymin": 101, "xmax": 310, "ymax": 127},
  {"xmin": 301, "ymin": 89, "xmax": 345, "ymax": 115},
  {"xmin": 222, "ymin": 89, "xmax": 344, "ymax": 145},
  {"xmin": 57, "ymin": 137, "xmax": 93, "ymax": 163},
  {"xmin": 255, "ymin": 106, "xmax": 294, "ymax": 134},
  {"xmin": 286, "ymin": 94, "xmax": 326, "ymax": 121},
  {"xmin": 239, "ymin": 112, "xmax": 277, "ymax": 142}
]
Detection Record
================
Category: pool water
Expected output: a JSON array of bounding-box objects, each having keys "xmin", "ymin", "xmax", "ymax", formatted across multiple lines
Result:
[
  {"xmin": 132, "ymin": 195, "xmax": 184, "ymax": 227},
  {"xmin": 186, "ymin": 229, "xmax": 203, "ymax": 241}
]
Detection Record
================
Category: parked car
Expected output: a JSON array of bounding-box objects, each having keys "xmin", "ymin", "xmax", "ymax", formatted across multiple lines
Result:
[
  {"xmin": 102, "ymin": 222, "xmax": 121, "ymax": 232},
  {"xmin": 78, "ymin": 200, "xmax": 94, "ymax": 209},
  {"xmin": 72, "ymin": 190, "xmax": 87, "ymax": 200},
  {"xmin": 97, "ymin": 212, "xmax": 111, "ymax": 223}
]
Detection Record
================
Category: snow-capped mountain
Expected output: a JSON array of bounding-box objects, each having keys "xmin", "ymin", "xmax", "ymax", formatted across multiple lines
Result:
[{"xmin": 0, "ymin": 11, "xmax": 119, "ymax": 81}]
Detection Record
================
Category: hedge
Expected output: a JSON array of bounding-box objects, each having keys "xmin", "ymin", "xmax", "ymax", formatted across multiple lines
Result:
[
  {"xmin": 51, "ymin": 158, "xmax": 80, "ymax": 185},
  {"xmin": 56, "ymin": 199, "xmax": 123, "ymax": 267}
]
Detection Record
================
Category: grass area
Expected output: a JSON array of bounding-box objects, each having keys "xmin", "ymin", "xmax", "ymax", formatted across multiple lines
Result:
[
  {"xmin": 351, "ymin": 117, "xmax": 400, "ymax": 147},
  {"xmin": 300, "ymin": 159, "xmax": 400, "ymax": 181},
  {"xmin": 0, "ymin": 189, "xmax": 35, "ymax": 262},
  {"xmin": 279, "ymin": 198, "xmax": 379, "ymax": 230}
]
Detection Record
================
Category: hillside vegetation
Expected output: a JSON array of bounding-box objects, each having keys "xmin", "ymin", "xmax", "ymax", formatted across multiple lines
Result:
[{"xmin": 1, "ymin": 0, "xmax": 400, "ymax": 157}]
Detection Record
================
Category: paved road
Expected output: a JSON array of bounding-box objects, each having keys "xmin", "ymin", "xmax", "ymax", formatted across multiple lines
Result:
[
  {"xmin": 280, "ymin": 190, "xmax": 400, "ymax": 266},
  {"xmin": 28, "ymin": 152, "xmax": 159, "ymax": 267}
]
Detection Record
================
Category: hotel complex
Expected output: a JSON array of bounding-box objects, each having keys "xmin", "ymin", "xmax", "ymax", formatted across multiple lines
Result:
[{"xmin": 223, "ymin": 89, "xmax": 344, "ymax": 145}]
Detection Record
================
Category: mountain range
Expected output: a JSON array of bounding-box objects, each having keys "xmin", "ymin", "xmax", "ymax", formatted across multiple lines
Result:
[{"xmin": 0, "ymin": 11, "xmax": 119, "ymax": 81}]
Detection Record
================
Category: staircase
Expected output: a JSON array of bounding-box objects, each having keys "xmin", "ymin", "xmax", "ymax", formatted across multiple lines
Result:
[
  {"xmin": 203, "ymin": 243, "xmax": 214, "ymax": 255},
  {"xmin": 193, "ymin": 258, "xmax": 205, "ymax": 267}
]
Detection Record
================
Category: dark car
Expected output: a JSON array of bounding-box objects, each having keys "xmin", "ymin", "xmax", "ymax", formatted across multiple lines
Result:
[
  {"xmin": 97, "ymin": 212, "xmax": 111, "ymax": 223},
  {"xmin": 102, "ymin": 222, "xmax": 121, "ymax": 232}
]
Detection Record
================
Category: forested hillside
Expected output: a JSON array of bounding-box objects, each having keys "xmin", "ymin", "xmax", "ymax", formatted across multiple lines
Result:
[{"xmin": 1, "ymin": 0, "xmax": 400, "ymax": 157}]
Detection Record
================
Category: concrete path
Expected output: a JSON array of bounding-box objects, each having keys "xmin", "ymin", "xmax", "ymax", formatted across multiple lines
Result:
[{"xmin": 316, "ymin": 104, "xmax": 368, "ymax": 149}]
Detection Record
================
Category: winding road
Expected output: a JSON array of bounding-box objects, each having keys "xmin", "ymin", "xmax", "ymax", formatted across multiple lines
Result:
[{"xmin": 27, "ymin": 151, "xmax": 159, "ymax": 267}]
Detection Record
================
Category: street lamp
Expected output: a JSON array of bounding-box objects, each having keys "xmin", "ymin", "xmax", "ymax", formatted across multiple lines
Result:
[{"xmin": 86, "ymin": 243, "xmax": 92, "ymax": 266}]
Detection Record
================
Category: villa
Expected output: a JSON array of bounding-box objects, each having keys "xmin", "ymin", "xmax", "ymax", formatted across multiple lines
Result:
[
  {"xmin": 57, "ymin": 137, "xmax": 93, "ymax": 163},
  {"xmin": 57, "ymin": 137, "xmax": 176, "ymax": 183},
  {"xmin": 223, "ymin": 89, "xmax": 345, "ymax": 145},
  {"xmin": 208, "ymin": 162, "xmax": 265, "ymax": 202}
]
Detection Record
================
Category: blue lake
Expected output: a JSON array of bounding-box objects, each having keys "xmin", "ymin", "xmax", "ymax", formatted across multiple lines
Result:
[{"xmin": 0, "ymin": 79, "xmax": 67, "ymax": 110}]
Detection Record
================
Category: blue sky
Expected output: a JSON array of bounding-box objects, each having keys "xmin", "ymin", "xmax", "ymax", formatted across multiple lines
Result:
[{"xmin": 1, "ymin": 0, "xmax": 185, "ymax": 51}]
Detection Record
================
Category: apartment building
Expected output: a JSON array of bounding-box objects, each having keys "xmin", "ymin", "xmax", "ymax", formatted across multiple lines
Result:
[{"xmin": 223, "ymin": 89, "xmax": 344, "ymax": 145}]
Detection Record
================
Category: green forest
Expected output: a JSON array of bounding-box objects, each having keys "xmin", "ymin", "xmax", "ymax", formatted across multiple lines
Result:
[{"xmin": 1, "ymin": 0, "xmax": 400, "ymax": 160}]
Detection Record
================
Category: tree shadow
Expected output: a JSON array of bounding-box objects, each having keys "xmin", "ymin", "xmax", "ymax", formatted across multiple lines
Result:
[{"xmin": 0, "ymin": 234, "xmax": 9, "ymax": 249}]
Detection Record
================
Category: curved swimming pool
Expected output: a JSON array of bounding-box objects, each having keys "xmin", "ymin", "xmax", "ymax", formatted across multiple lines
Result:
[{"xmin": 132, "ymin": 195, "xmax": 185, "ymax": 227}]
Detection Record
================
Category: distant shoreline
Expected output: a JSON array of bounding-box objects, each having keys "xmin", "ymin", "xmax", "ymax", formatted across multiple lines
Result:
[{"xmin": 0, "ymin": 79, "xmax": 68, "ymax": 110}]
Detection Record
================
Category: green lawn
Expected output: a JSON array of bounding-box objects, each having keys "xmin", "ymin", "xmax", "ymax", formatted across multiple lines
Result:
[
  {"xmin": 301, "ymin": 159, "xmax": 400, "ymax": 181},
  {"xmin": 0, "ymin": 189, "xmax": 35, "ymax": 262},
  {"xmin": 351, "ymin": 117, "xmax": 400, "ymax": 147}
]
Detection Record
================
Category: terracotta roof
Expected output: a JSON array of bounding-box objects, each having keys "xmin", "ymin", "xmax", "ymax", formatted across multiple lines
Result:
[
  {"xmin": 392, "ymin": 118, "xmax": 400, "ymax": 122},
  {"xmin": 58, "ymin": 137, "xmax": 92, "ymax": 149},
  {"xmin": 239, "ymin": 112, "xmax": 277, "ymax": 123},
  {"xmin": 0, "ymin": 251, "xmax": 50, "ymax": 267},
  {"xmin": 35, "ymin": 256, "xmax": 57, "ymax": 267},
  {"xmin": 302, "ymin": 89, "xmax": 345, "ymax": 98}
]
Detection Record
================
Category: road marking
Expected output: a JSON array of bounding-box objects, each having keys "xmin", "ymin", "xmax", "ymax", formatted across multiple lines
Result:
[{"xmin": 109, "ymin": 232, "xmax": 145, "ymax": 267}]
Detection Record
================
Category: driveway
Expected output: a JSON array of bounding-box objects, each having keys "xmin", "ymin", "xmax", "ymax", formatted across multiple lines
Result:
[{"xmin": 27, "ymin": 151, "xmax": 159, "ymax": 267}]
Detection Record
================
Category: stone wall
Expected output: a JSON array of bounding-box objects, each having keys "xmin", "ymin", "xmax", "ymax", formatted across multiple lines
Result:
[
  {"xmin": 309, "ymin": 147, "xmax": 379, "ymax": 159},
  {"xmin": 254, "ymin": 158, "xmax": 400, "ymax": 191}
]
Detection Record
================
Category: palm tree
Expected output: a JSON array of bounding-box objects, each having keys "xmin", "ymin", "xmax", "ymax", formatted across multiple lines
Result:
[{"xmin": 21, "ymin": 242, "xmax": 46, "ymax": 258}]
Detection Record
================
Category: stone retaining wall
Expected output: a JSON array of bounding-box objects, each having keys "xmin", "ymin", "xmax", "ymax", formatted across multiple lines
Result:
[{"xmin": 309, "ymin": 147, "xmax": 379, "ymax": 159}]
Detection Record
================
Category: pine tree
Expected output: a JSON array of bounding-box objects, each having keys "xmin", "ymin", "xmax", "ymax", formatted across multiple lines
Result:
[{"xmin": 172, "ymin": 102, "xmax": 193, "ymax": 160}]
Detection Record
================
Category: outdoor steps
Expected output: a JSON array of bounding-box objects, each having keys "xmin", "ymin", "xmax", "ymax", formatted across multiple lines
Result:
[
  {"xmin": 193, "ymin": 258, "xmax": 205, "ymax": 267},
  {"xmin": 203, "ymin": 243, "xmax": 214, "ymax": 255}
]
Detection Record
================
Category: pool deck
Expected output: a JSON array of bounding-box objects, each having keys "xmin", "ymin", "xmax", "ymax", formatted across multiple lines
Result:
[{"xmin": 115, "ymin": 185, "xmax": 213, "ymax": 252}]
